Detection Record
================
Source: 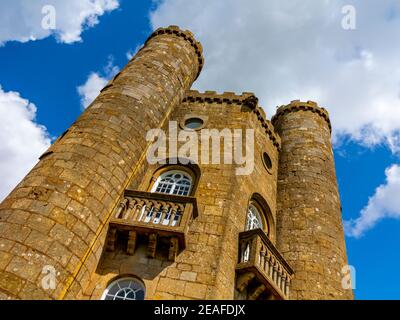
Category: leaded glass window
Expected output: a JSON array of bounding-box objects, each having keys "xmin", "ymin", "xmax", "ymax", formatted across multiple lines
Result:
[
  {"xmin": 152, "ymin": 170, "xmax": 192, "ymax": 196},
  {"xmin": 246, "ymin": 204, "xmax": 264, "ymax": 231},
  {"xmin": 101, "ymin": 278, "xmax": 145, "ymax": 301}
]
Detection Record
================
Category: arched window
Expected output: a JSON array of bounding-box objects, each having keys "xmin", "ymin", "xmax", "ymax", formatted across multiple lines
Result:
[
  {"xmin": 246, "ymin": 204, "xmax": 264, "ymax": 231},
  {"xmin": 151, "ymin": 170, "xmax": 192, "ymax": 196},
  {"xmin": 245, "ymin": 195, "xmax": 274, "ymax": 241},
  {"xmin": 101, "ymin": 277, "xmax": 145, "ymax": 301}
]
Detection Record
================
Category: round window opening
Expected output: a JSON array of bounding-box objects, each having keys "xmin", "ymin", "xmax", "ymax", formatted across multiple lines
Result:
[
  {"xmin": 262, "ymin": 152, "xmax": 273, "ymax": 172},
  {"xmin": 184, "ymin": 117, "xmax": 204, "ymax": 130}
]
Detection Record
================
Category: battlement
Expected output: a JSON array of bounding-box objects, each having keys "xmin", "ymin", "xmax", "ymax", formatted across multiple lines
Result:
[
  {"xmin": 184, "ymin": 89, "xmax": 255, "ymax": 104},
  {"xmin": 183, "ymin": 90, "xmax": 281, "ymax": 150},
  {"xmin": 146, "ymin": 25, "xmax": 204, "ymax": 80},
  {"xmin": 271, "ymin": 100, "xmax": 332, "ymax": 132}
]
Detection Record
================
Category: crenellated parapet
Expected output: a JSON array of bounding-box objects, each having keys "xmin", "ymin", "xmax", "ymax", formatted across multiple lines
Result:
[
  {"xmin": 184, "ymin": 89, "xmax": 253, "ymax": 105},
  {"xmin": 183, "ymin": 90, "xmax": 281, "ymax": 150},
  {"xmin": 146, "ymin": 25, "xmax": 204, "ymax": 80},
  {"xmin": 271, "ymin": 100, "xmax": 332, "ymax": 132}
]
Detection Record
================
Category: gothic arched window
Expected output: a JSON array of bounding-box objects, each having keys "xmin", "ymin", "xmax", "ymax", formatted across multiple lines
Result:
[
  {"xmin": 246, "ymin": 204, "xmax": 263, "ymax": 231},
  {"xmin": 151, "ymin": 170, "xmax": 192, "ymax": 196},
  {"xmin": 245, "ymin": 201, "xmax": 269, "ymax": 235},
  {"xmin": 101, "ymin": 277, "xmax": 145, "ymax": 301}
]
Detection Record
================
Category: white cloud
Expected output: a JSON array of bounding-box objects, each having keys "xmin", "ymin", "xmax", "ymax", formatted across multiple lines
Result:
[
  {"xmin": 345, "ymin": 164, "xmax": 400, "ymax": 238},
  {"xmin": 0, "ymin": 0, "xmax": 119, "ymax": 45},
  {"xmin": 77, "ymin": 73, "xmax": 108, "ymax": 109},
  {"xmin": 126, "ymin": 44, "xmax": 143, "ymax": 60},
  {"xmin": 0, "ymin": 86, "xmax": 51, "ymax": 201},
  {"xmin": 150, "ymin": 0, "xmax": 400, "ymax": 153},
  {"xmin": 77, "ymin": 56, "xmax": 120, "ymax": 108},
  {"xmin": 103, "ymin": 56, "xmax": 120, "ymax": 76},
  {"xmin": 126, "ymin": 50, "xmax": 135, "ymax": 60}
]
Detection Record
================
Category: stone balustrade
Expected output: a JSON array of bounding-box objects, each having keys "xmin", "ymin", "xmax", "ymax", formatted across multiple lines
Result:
[
  {"xmin": 107, "ymin": 189, "xmax": 198, "ymax": 260},
  {"xmin": 236, "ymin": 229, "xmax": 294, "ymax": 300}
]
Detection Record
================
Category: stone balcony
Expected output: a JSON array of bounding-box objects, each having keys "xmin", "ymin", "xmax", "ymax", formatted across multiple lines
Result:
[
  {"xmin": 106, "ymin": 189, "xmax": 198, "ymax": 261},
  {"xmin": 236, "ymin": 229, "xmax": 294, "ymax": 300}
]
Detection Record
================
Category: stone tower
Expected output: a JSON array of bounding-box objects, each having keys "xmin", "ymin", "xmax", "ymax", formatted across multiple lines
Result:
[
  {"xmin": 0, "ymin": 26, "xmax": 353, "ymax": 300},
  {"xmin": 0, "ymin": 26, "xmax": 202, "ymax": 299},
  {"xmin": 272, "ymin": 101, "xmax": 353, "ymax": 299}
]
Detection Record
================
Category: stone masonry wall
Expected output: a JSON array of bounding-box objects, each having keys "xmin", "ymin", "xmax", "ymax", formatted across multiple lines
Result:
[{"xmin": 84, "ymin": 91, "xmax": 281, "ymax": 300}]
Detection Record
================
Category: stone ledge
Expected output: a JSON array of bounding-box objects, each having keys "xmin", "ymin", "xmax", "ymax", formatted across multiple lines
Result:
[
  {"xmin": 183, "ymin": 90, "xmax": 281, "ymax": 150},
  {"xmin": 146, "ymin": 25, "xmax": 204, "ymax": 80},
  {"xmin": 271, "ymin": 100, "xmax": 332, "ymax": 132}
]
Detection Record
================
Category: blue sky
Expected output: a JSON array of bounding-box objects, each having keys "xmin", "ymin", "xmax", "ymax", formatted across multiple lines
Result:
[
  {"xmin": 335, "ymin": 142, "xmax": 399, "ymax": 299},
  {"xmin": 0, "ymin": 1, "xmax": 153, "ymax": 136},
  {"xmin": 0, "ymin": 0, "xmax": 400, "ymax": 299}
]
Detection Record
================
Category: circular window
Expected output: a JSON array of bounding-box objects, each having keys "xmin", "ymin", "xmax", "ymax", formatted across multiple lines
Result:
[
  {"xmin": 101, "ymin": 277, "xmax": 145, "ymax": 300},
  {"xmin": 184, "ymin": 117, "xmax": 204, "ymax": 130},
  {"xmin": 262, "ymin": 152, "xmax": 273, "ymax": 173}
]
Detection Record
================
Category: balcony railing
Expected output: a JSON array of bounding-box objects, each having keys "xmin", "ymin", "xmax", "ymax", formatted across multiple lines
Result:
[
  {"xmin": 236, "ymin": 229, "xmax": 294, "ymax": 300},
  {"xmin": 106, "ymin": 189, "xmax": 198, "ymax": 260}
]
